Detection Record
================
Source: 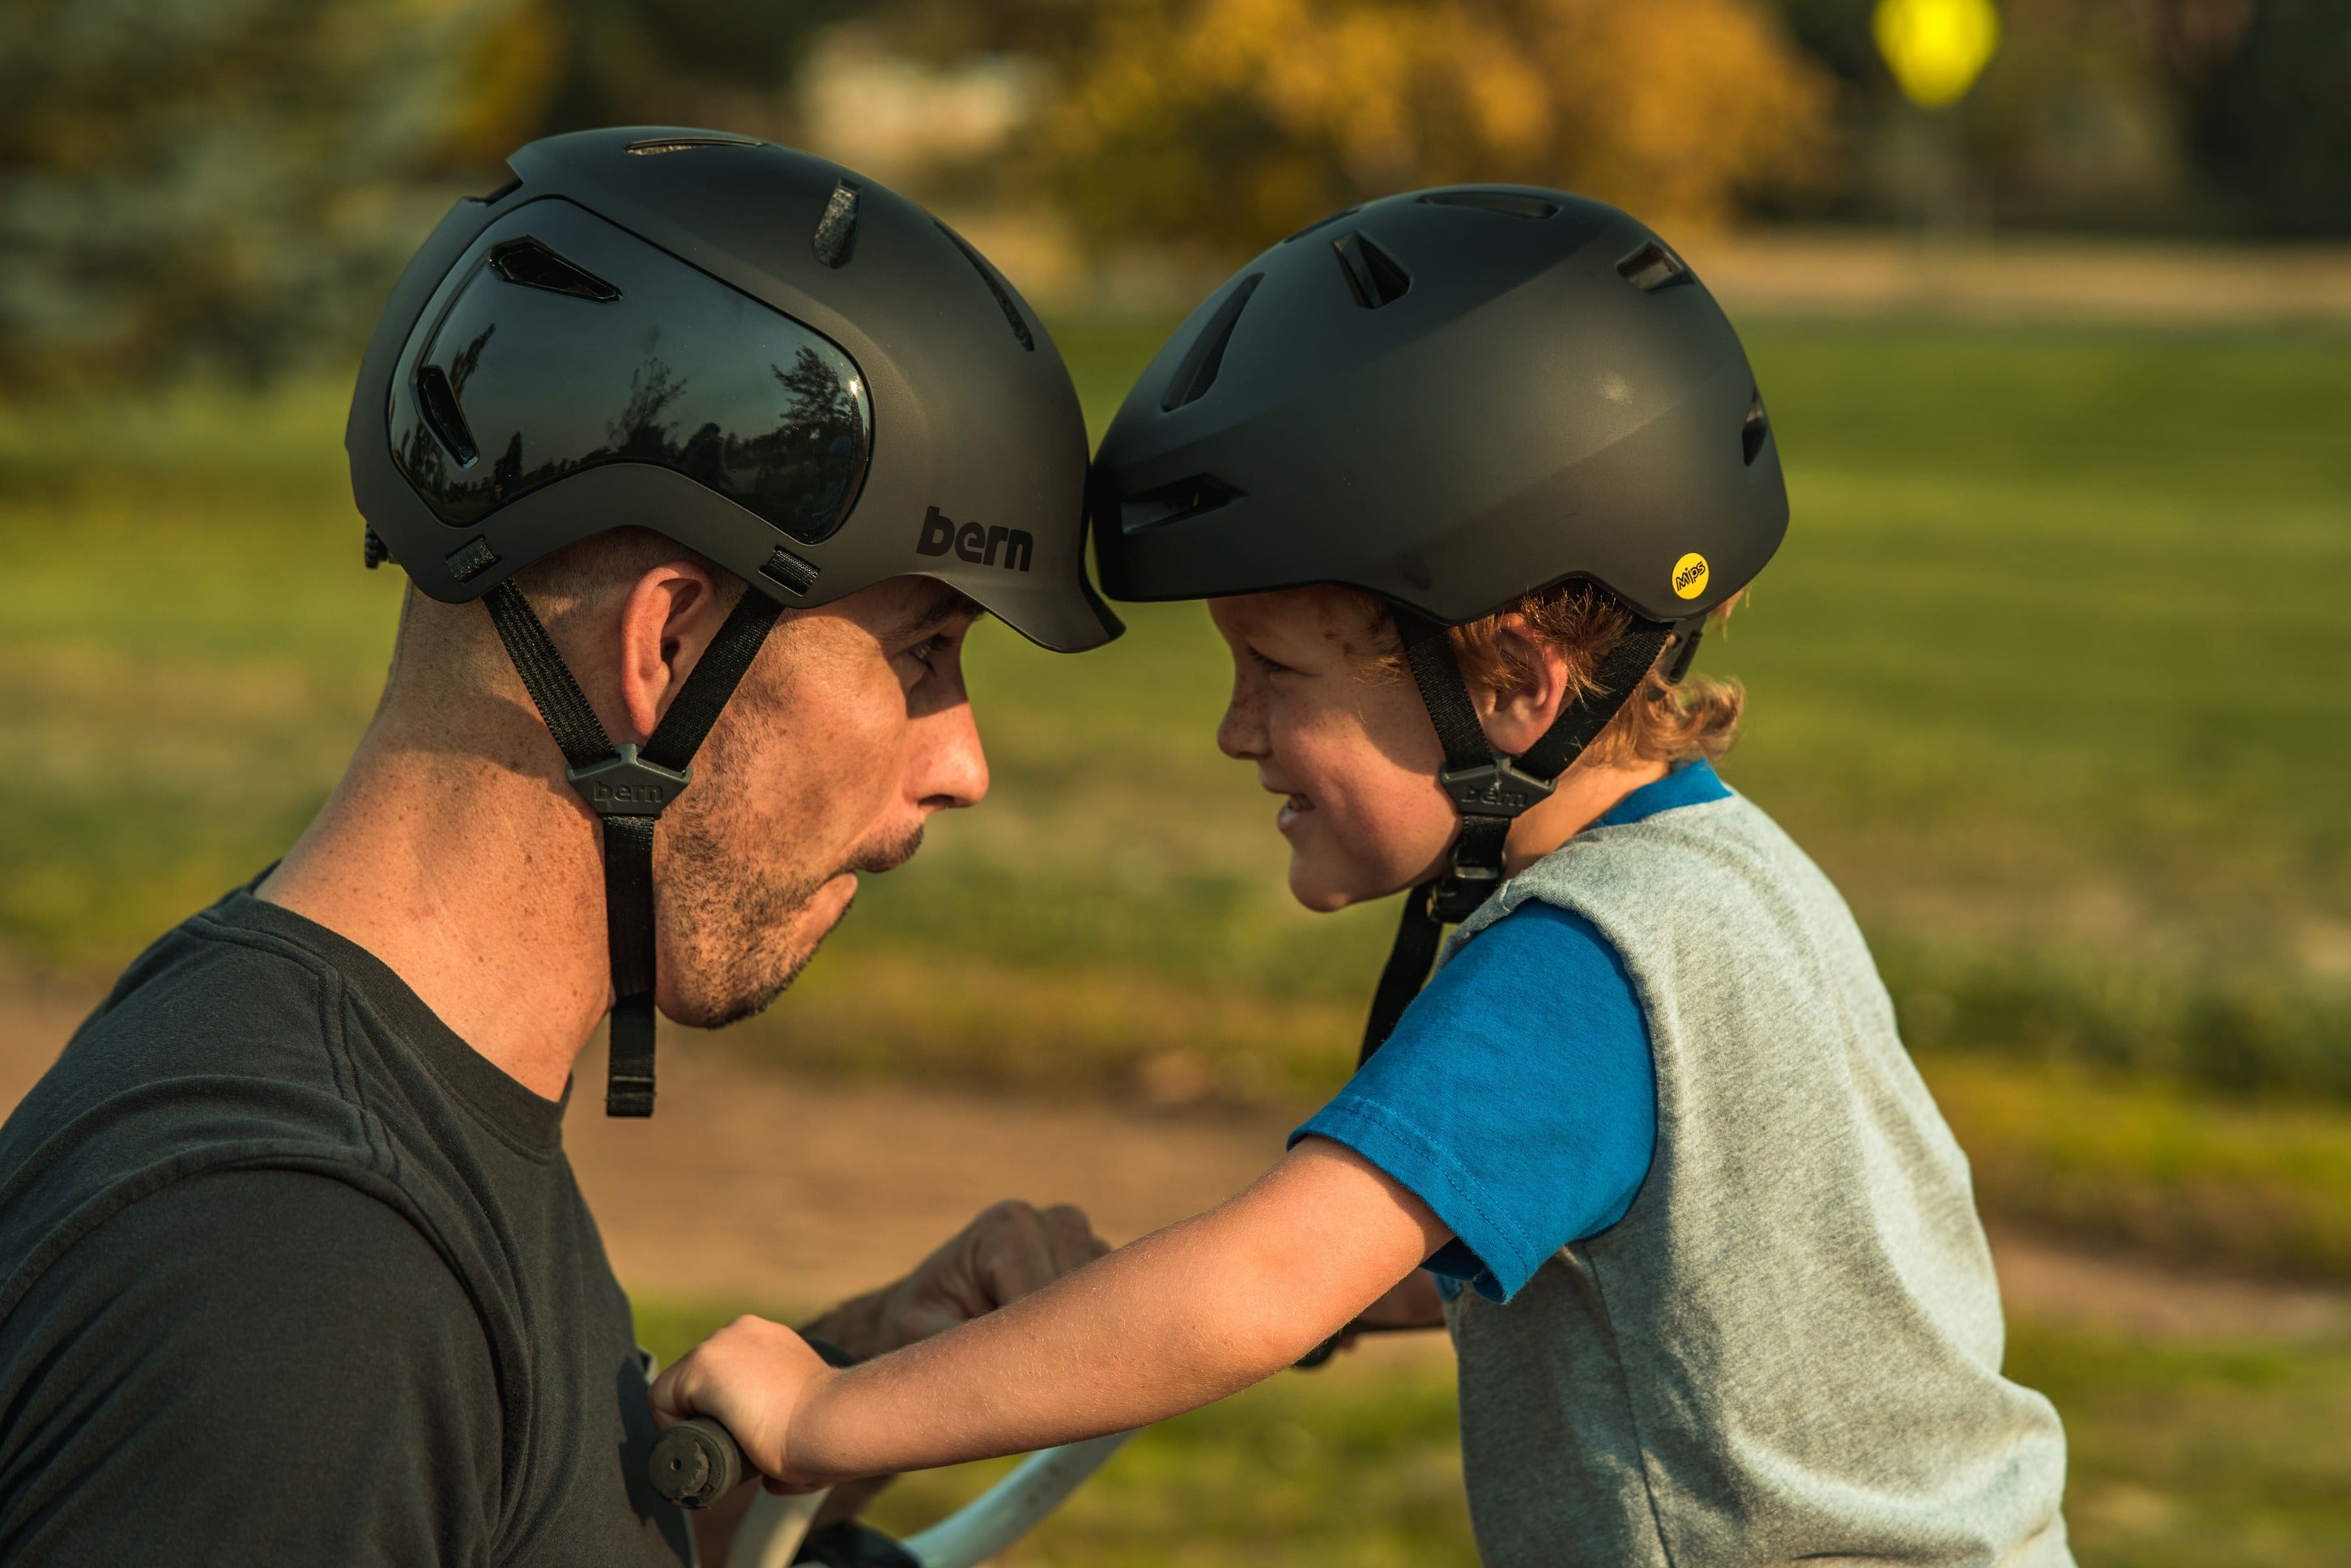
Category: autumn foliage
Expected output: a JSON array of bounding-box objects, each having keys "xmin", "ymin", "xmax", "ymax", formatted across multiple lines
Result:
[{"xmin": 941, "ymin": 0, "xmax": 1836, "ymax": 253}]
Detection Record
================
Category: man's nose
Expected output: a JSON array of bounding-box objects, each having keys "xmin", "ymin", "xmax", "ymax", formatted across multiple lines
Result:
[{"xmin": 914, "ymin": 701, "xmax": 990, "ymax": 811}]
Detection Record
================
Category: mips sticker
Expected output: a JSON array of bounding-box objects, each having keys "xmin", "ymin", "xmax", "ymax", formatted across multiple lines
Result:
[{"xmin": 1672, "ymin": 552, "xmax": 1710, "ymax": 599}]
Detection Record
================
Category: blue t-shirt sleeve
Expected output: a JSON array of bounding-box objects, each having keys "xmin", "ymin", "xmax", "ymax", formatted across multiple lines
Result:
[{"xmin": 1290, "ymin": 902, "xmax": 1657, "ymax": 1304}]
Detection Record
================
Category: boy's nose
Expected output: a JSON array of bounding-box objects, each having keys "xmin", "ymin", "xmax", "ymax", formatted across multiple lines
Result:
[{"xmin": 1216, "ymin": 685, "xmax": 1267, "ymax": 761}]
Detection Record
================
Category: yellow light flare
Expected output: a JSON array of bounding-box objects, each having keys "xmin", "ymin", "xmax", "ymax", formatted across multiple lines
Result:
[{"xmin": 1873, "ymin": 0, "xmax": 2000, "ymax": 109}]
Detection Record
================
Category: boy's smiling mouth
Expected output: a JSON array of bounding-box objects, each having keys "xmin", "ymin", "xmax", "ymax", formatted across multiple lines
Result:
[{"xmin": 1269, "ymin": 786, "xmax": 1314, "ymax": 829}]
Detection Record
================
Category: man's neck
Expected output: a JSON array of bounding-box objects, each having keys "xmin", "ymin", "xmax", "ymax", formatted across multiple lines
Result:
[
  {"xmin": 257, "ymin": 709, "xmax": 611, "ymax": 1101},
  {"xmin": 1501, "ymin": 756, "xmax": 1669, "ymax": 876}
]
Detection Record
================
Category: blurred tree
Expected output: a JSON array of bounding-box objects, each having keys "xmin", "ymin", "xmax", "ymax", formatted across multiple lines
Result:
[
  {"xmin": 880, "ymin": 0, "xmax": 1836, "ymax": 258},
  {"xmin": 534, "ymin": 0, "xmax": 857, "ymax": 142},
  {"xmin": 2208, "ymin": 0, "xmax": 2351, "ymax": 235},
  {"xmin": 0, "ymin": 0, "xmax": 545, "ymax": 383}
]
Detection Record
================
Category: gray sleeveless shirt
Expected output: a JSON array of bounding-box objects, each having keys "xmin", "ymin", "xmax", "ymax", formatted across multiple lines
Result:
[{"xmin": 1437, "ymin": 791, "xmax": 2071, "ymax": 1566}]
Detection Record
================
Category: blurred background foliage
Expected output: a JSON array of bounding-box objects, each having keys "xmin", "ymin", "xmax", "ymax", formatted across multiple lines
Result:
[{"xmin": 6, "ymin": 0, "xmax": 2349, "ymax": 379}]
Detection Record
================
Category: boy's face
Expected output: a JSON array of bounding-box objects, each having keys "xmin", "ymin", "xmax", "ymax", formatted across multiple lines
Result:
[{"xmin": 1208, "ymin": 589, "xmax": 1454, "ymax": 912}]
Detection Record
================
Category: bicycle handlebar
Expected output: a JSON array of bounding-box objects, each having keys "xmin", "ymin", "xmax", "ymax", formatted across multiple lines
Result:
[
  {"xmin": 649, "ymin": 1417, "xmax": 747, "ymax": 1509},
  {"xmin": 645, "ymin": 1317, "xmax": 1438, "ymax": 1559},
  {"xmin": 650, "ymin": 1412, "xmax": 1133, "ymax": 1568}
]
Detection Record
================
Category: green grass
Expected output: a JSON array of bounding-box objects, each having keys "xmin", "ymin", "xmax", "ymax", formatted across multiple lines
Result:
[
  {"xmin": 632, "ymin": 1294, "xmax": 2351, "ymax": 1568},
  {"xmin": 4, "ymin": 319, "xmax": 2351, "ymax": 1272},
  {"xmin": 2, "ymin": 322, "xmax": 2349, "ymax": 1110},
  {"xmin": 13, "ymin": 320, "xmax": 2340, "ymax": 1556},
  {"xmin": 1927, "ymin": 1056, "xmax": 2351, "ymax": 1280}
]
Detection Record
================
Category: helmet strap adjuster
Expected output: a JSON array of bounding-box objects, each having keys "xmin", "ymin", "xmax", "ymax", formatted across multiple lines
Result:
[
  {"xmin": 1359, "ymin": 605, "xmax": 1676, "ymax": 1065},
  {"xmin": 483, "ymin": 577, "xmax": 785, "ymax": 1117},
  {"xmin": 566, "ymin": 745, "xmax": 692, "ymax": 817}
]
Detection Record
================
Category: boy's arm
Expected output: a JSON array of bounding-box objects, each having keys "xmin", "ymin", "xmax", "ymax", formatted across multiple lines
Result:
[{"xmin": 651, "ymin": 1137, "xmax": 1450, "ymax": 1486}]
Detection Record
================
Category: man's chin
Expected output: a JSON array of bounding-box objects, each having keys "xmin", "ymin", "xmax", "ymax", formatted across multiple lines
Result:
[{"xmin": 684, "ymin": 874, "xmax": 859, "ymax": 1030}]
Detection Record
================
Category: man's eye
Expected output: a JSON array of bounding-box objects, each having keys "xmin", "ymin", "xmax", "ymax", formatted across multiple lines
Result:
[{"xmin": 902, "ymin": 634, "xmax": 952, "ymax": 677}]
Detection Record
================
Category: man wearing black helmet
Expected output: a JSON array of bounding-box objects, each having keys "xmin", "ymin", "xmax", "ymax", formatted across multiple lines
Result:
[{"xmin": 0, "ymin": 131, "xmax": 1117, "ymax": 1565}]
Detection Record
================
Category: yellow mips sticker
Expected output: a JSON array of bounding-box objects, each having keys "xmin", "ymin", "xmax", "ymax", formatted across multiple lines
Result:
[{"xmin": 1672, "ymin": 552, "xmax": 1710, "ymax": 599}]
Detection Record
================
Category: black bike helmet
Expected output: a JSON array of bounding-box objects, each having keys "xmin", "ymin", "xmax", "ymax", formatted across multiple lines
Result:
[
  {"xmin": 1091, "ymin": 185, "xmax": 1786, "ymax": 1060},
  {"xmin": 351, "ymin": 127, "xmax": 1120, "ymax": 1116}
]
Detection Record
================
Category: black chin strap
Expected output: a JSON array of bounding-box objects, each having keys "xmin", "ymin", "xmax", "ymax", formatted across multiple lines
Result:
[
  {"xmin": 1358, "ymin": 608, "xmax": 1676, "ymax": 1063},
  {"xmin": 483, "ymin": 580, "xmax": 785, "ymax": 1116}
]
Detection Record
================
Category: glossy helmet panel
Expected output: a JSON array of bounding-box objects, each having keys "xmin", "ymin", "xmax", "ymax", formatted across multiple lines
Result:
[
  {"xmin": 1089, "ymin": 186, "xmax": 1786, "ymax": 627},
  {"xmin": 390, "ymin": 199, "xmax": 872, "ymax": 545},
  {"xmin": 351, "ymin": 130, "xmax": 1118, "ymax": 653}
]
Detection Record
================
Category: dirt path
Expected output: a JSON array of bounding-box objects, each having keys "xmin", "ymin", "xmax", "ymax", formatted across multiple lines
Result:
[
  {"xmin": 563, "ymin": 1037, "xmax": 2347, "ymax": 1344},
  {"xmin": 2, "ymin": 990, "xmax": 2340, "ymax": 1343}
]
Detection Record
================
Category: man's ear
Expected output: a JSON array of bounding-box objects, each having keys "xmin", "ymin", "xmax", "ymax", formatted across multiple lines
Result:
[
  {"xmin": 613, "ymin": 561, "xmax": 735, "ymax": 744},
  {"xmin": 1477, "ymin": 615, "xmax": 1574, "ymax": 756}
]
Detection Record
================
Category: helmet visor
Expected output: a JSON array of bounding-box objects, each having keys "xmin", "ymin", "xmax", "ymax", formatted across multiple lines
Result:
[{"xmin": 390, "ymin": 199, "xmax": 873, "ymax": 546}]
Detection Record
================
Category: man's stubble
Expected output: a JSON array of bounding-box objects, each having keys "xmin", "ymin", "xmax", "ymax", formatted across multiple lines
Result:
[{"xmin": 657, "ymin": 790, "xmax": 925, "ymax": 1030}]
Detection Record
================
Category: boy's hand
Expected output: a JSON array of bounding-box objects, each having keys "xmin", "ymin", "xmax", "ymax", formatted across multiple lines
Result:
[{"xmin": 650, "ymin": 1315, "xmax": 840, "ymax": 1489}]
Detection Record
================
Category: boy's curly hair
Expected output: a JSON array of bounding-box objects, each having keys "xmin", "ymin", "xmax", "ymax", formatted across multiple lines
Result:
[{"xmin": 1371, "ymin": 582, "xmax": 1744, "ymax": 769}]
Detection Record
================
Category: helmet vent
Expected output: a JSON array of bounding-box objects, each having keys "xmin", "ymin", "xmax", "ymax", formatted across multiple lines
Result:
[
  {"xmin": 811, "ymin": 181, "xmax": 860, "ymax": 268},
  {"xmin": 1283, "ymin": 206, "xmax": 1361, "ymax": 244},
  {"xmin": 1417, "ymin": 189, "xmax": 1560, "ymax": 219},
  {"xmin": 1118, "ymin": 474, "xmax": 1242, "ymax": 533},
  {"xmin": 1332, "ymin": 231, "xmax": 1411, "ymax": 309},
  {"xmin": 488, "ymin": 238, "xmax": 620, "ymax": 302},
  {"xmin": 413, "ymin": 364, "xmax": 479, "ymax": 467},
  {"xmin": 1742, "ymin": 389, "xmax": 1770, "ymax": 466},
  {"xmin": 760, "ymin": 545, "xmax": 821, "ymax": 595},
  {"xmin": 1616, "ymin": 241, "xmax": 1689, "ymax": 293},
  {"xmin": 934, "ymin": 222, "xmax": 1035, "ymax": 351},
  {"xmin": 1161, "ymin": 274, "xmax": 1262, "ymax": 411},
  {"xmin": 444, "ymin": 536, "xmax": 500, "ymax": 582},
  {"xmin": 624, "ymin": 134, "xmax": 762, "ymax": 155}
]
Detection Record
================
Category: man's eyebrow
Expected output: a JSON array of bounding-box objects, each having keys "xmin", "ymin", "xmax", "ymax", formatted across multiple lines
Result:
[{"xmin": 893, "ymin": 589, "xmax": 989, "ymax": 641}]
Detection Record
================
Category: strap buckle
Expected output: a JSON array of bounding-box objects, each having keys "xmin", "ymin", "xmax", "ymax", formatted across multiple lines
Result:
[
  {"xmin": 1437, "ymin": 756, "xmax": 1556, "ymax": 818},
  {"xmin": 1428, "ymin": 862, "xmax": 1504, "ymax": 924},
  {"xmin": 565, "ymin": 744, "xmax": 692, "ymax": 818}
]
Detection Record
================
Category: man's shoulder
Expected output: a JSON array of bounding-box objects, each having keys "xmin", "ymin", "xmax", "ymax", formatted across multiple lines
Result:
[
  {"xmin": 0, "ymin": 902, "xmax": 391, "ymax": 1324},
  {"xmin": 0, "ymin": 1169, "xmax": 507, "ymax": 1565}
]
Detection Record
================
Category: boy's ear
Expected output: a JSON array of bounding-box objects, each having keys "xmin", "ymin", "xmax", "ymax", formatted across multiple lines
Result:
[{"xmin": 1478, "ymin": 614, "xmax": 1574, "ymax": 756}]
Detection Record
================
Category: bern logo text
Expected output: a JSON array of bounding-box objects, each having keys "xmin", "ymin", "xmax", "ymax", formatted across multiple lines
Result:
[
  {"xmin": 590, "ymin": 779, "xmax": 669, "ymax": 808},
  {"xmin": 918, "ymin": 505, "xmax": 1033, "ymax": 573}
]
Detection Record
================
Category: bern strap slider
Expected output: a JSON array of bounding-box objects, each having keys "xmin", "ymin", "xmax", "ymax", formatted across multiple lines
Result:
[
  {"xmin": 1429, "ymin": 863, "xmax": 1505, "ymax": 924},
  {"xmin": 565, "ymin": 744, "xmax": 692, "ymax": 818},
  {"xmin": 1437, "ymin": 756, "xmax": 1557, "ymax": 819}
]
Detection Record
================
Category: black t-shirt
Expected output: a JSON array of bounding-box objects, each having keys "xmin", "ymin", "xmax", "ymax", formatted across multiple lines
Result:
[{"xmin": 0, "ymin": 888, "xmax": 692, "ymax": 1566}]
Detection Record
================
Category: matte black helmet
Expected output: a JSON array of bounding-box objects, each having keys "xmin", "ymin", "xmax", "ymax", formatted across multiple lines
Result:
[
  {"xmin": 353, "ymin": 126, "xmax": 1118, "ymax": 653},
  {"xmin": 1090, "ymin": 186, "xmax": 1788, "ymax": 1065},
  {"xmin": 349, "ymin": 128, "xmax": 1120, "ymax": 1118},
  {"xmin": 1091, "ymin": 185, "xmax": 1783, "ymax": 626}
]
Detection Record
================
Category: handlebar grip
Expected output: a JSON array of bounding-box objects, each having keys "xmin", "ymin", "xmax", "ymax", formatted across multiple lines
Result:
[{"xmin": 650, "ymin": 1417, "xmax": 745, "ymax": 1509}]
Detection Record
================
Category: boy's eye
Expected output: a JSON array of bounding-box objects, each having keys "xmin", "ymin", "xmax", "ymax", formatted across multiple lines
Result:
[{"xmin": 1246, "ymin": 646, "xmax": 1297, "ymax": 676}]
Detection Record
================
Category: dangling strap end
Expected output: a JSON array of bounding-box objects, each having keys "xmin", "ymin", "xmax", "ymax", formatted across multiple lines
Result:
[{"xmin": 606, "ymin": 995, "xmax": 658, "ymax": 1118}]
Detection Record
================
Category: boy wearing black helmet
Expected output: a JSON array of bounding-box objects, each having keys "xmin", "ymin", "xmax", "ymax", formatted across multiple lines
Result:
[{"xmin": 656, "ymin": 190, "xmax": 2074, "ymax": 1565}]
